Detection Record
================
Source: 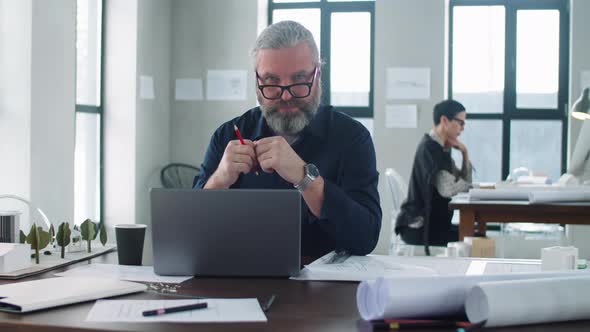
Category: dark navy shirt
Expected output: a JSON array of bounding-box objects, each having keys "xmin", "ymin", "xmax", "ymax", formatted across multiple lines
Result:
[{"xmin": 195, "ymin": 105, "xmax": 382, "ymax": 258}]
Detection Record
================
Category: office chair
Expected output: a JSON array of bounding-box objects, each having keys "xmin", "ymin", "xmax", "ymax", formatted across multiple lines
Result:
[
  {"xmin": 160, "ymin": 163, "xmax": 200, "ymax": 189},
  {"xmin": 384, "ymin": 168, "xmax": 412, "ymax": 256}
]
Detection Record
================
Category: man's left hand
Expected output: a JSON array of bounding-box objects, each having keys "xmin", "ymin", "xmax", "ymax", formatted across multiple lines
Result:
[{"xmin": 255, "ymin": 136, "xmax": 305, "ymax": 184}]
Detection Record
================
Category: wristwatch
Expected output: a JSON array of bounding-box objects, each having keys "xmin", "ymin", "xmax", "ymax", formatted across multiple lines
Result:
[{"xmin": 294, "ymin": 163, "xmax": 319, "ymax": 193}]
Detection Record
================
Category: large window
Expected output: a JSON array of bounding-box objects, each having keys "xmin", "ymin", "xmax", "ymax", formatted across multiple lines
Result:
[
  {"xmin": 75, "ymin": 0, "xmax": 103, "ymax": 225},
  {"xmin": 449, "ymin": 0, "xmax": 569, "ymax": 183},
  {"xmin": 268, "ymin": 0, "xmax": 375, "ymax": 117}
]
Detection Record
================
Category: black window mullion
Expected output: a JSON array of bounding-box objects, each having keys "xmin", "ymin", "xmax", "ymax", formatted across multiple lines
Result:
[
  {"xmin": 466, "ymin": 114, "xmax": 503, "ymax": 120},
  {"xmin": 368, "ymin": 4, "xmax": 374, "ymax": 118},
  {"xmin": 76, "ymin": 105, "xmax": 102, "ymax": 114},
  {"xmin": 321, "ymin": 7, "xmax": 331, "ymax": 106},
  {"xmin": 501, "ymin": 3, "xmax": 516, "ymax": 179},
  {"xmin": 448, "ymin": 2, "xmax": 454, "ymax": 99},
  {"xmin": 269, "ymin": 2, "xmax": 322, "ymax": 11},
  {"xmin": 559, "ymin": 2, "xmax": 570, "ymax": 174},
  {"xmin": 99, "ymin": 0, "xmax": 105, "ymax": 225}
]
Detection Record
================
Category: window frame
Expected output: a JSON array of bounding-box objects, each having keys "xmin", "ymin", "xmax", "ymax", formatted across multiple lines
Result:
[
  {"xmin": 448, "ymin": 0, "xmax": 569, "ymax": 180},
  {"xmin": 268, "ymin": 0, "xmax": 375, "ymax": 118},
  {"xmin": 75, "ymin": 0, "xmax": 105, "ymax": 224}
]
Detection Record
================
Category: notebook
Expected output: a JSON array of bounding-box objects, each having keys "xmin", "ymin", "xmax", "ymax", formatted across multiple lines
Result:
[
  {"xmin": 150, "ymin": 188, "xmax": 301, "ymax": 277},
  {"xmin": 0, "ymin": 277, "xmax": 146, "ymax": 313}
]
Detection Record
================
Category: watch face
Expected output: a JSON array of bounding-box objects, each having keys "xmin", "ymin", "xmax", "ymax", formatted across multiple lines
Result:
[{"xmin": 306, "ymin": 163, "xmax": 320, "ymax": 177}]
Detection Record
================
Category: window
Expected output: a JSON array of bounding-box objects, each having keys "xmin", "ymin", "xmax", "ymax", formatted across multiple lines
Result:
[
  {"xmin": 75, "ymin": 0, "xmax": 103, "ymax": 225},
  {"xmin": 449, "ymin": 0, "xmax": 569, "ymax": 183},
  {"xmin": 268, "ymin": 0, "xmax": 375, "ymax": 117}
]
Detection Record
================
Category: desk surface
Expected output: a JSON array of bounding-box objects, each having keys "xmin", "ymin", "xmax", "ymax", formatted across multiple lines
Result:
[{"xmin": 1, "ymin": 252, "xmax": 590, "ymax": 332}]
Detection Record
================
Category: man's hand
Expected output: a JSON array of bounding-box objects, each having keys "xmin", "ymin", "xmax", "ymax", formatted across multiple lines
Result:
[
  {"xmin": 205, "ymin": 140, "xmax": 257, "ymax": 189},
  {"xmin": 255, "ymin": 136, "xmax": 306, "ymax": 184}
]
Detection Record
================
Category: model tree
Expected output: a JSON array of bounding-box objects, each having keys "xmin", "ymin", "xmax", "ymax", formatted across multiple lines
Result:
[
  {"xmin": 56, "ymin": 222, "xmax": 72, "ymax": 259},
  {"xmin": 26, "ymin": 223, "xmax": 50, "ymax": 264},
  {"xmin": 80, "ymin": 218, "xmax": 98, "ymax": 253},
  {"xmin": 49, "ymin": 224, "xmax": 55, "ymax": 247},
  {"xmin": 98, "ymin": 221, "xmax": 107, "ymax": 246}
]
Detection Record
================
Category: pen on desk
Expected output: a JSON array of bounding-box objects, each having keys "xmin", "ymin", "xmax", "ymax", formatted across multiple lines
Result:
[
  {"xmin": 456, "ymin": 320, "xmax": 486, "ymax": 332},
  {"xmin": 233, "ymin": 124, "xmax": 259, "ymax": 175},
  {"xmin": 262, "ymin": 294, "xmax": 277, "ymax": 312},
  {"xmin": 372, "ymin": 319, "xmax": 471, "ymax": 330},
  {"xmin": 326, "ymin": 250, "xmax": 350, "ymax": 264},
  {"xmin": 142, "ymin": 302, "xmax": 208, "ymax": 317}
]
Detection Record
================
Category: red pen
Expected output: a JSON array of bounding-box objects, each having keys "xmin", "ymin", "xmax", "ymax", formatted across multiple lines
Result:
[{"xmin": 233, "ymin": 124, "xmax": 259, "ymax": 175}]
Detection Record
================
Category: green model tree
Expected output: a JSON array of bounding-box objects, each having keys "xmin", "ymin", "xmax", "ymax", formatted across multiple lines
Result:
[
  {"xmin": 26, "ymin": 223, "xmax": 50, "ymax": 264},
  {"xmin": 56, "ymin": 222, "xmax": 72, "ymax": 259},
  {"xmin": 19, "ymin": 230, "xmax": 26, "ymax": 244},
  {"xmin": 98, "ymin": 221, "xmax": 107, "ymax": 246},
  {"xmin": 80, "ymin": 218, "xmax": 98, "ymax": 253}
]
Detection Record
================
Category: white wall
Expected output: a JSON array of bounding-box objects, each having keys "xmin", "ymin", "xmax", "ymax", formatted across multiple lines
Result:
[
  {"xmin": 0, "ymin": 0, "xmax": 75, "ymax": 228},
  {"xmin": 170, "ymin": 0, "xmax": 258, "ymax": 166},
  {"xmin": 136, "ymin": 0, "xmax": 171, "ymax": 229},
  {"xmin": 104, "ymin": 0, "xmax": 171, "ymax": 238}
]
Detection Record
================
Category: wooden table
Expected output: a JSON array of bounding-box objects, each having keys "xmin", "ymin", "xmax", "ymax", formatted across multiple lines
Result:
[
  {"xmin": 2, "ymin": 251, "xmax": 590, "ymax": 331},
  {"xmin": 449, "ymin": 197, "xmax": 590, "ymax": 240}
]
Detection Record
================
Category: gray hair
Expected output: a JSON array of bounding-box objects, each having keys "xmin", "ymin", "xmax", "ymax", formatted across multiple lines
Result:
[{"xmin": 251, "ymin": 20, "xmax": 320, "ymax": 67}]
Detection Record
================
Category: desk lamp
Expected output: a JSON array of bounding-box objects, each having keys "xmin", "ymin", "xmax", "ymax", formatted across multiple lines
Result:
[{"xmin": 571, "ymin": 87, "xmax": 590, "ymax": 120}]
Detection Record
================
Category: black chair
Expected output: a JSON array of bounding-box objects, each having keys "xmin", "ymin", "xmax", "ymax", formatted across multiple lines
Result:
[{"xmin": 160, "ymin": 163, "xmax": 200, "ymax": 189}]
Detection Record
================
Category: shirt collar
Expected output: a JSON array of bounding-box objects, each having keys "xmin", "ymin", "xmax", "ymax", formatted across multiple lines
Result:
[{"xmin": 429, "ymin": 129, "xmax": 449, "ymax": 151}]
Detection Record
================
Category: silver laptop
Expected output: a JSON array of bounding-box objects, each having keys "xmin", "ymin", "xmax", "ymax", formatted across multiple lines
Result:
[{"xmin": 150, "ymin": 188, "xmax": 301, "ymax": 277}]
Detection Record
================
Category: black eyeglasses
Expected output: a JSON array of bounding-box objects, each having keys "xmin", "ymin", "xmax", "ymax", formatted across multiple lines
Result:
[
  {"xmin": 452, "ymin": 118, "xmax": 466, "ymax": 127},
  {"xmin": 256, "ymin": 67, "xmax": 317, "ymax": 100}
]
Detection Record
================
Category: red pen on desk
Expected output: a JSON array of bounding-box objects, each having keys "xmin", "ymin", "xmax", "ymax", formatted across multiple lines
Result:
[{"xmin": 233, "ymin": 124, "xmax": 259, "ymax": 175}]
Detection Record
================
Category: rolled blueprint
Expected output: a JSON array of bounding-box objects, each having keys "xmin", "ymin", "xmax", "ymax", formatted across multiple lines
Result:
[
  {"xmin": 468, "ymin": 188, "xmax": 531, "ymax": 201},
  {"xmin": 357, "ymin": 271, "xmax": 589, "ymax": 321},
  {"xmin": 528, "ymin": 189, "xmax": 590, "ymax": 203},
  {"xmin": 465, "ymin": 276, "xmax": 590, "ymax": 327}
]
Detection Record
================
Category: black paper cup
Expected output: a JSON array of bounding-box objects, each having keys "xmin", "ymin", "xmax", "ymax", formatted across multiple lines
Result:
[{"xmin": 115, "ymin": 224, "xmax": 147, "ymax": 265}]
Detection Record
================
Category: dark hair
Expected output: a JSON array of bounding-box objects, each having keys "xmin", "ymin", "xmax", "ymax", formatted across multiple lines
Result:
[{"xmin": 433, "ymin": 99, "xmax": 466, "ymax": 125}]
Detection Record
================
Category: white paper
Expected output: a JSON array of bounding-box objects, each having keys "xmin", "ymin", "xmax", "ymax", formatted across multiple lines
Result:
[
  {"xmin": 86, "ymin": 299, "xmax": 267, "ymax": 323},
  {"xmin": 581, "ymin": 70, "xmax": 590, "ymax": 90},
  {"xmin": 292, "ymin": 253, "xmax": 480, "ymax": 282},
  {"xmin": 465, "ymin": 276, "xmax": 590, "ymax": 327},
  {"xmin": 175, "ymin": 78, "xmax": 203, "ymax": 101},
  {"xmin": 386, "ymin": 67, "xmax": 430, "ymax": 100},
  {"xmin": 206, "ymin": 70, "xmax": 247, "ymax": 100},
  {"xmin": 385, "ymin": 104, "xmax": 417, "ymax": 128},
  {"xmin": 356, "ymin": 271, "xmax": 588, "ymax": 321},
  {"xmin": 294, "ymin": 255, "xmax": 437, "ymax": 282},
  {"xmin": 54, "ymin": 263, "xmax": 192, "ymax": 284},
  {"xmin": 139, "ymin": 75, "xmax": 155, "ymax": 100}
]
